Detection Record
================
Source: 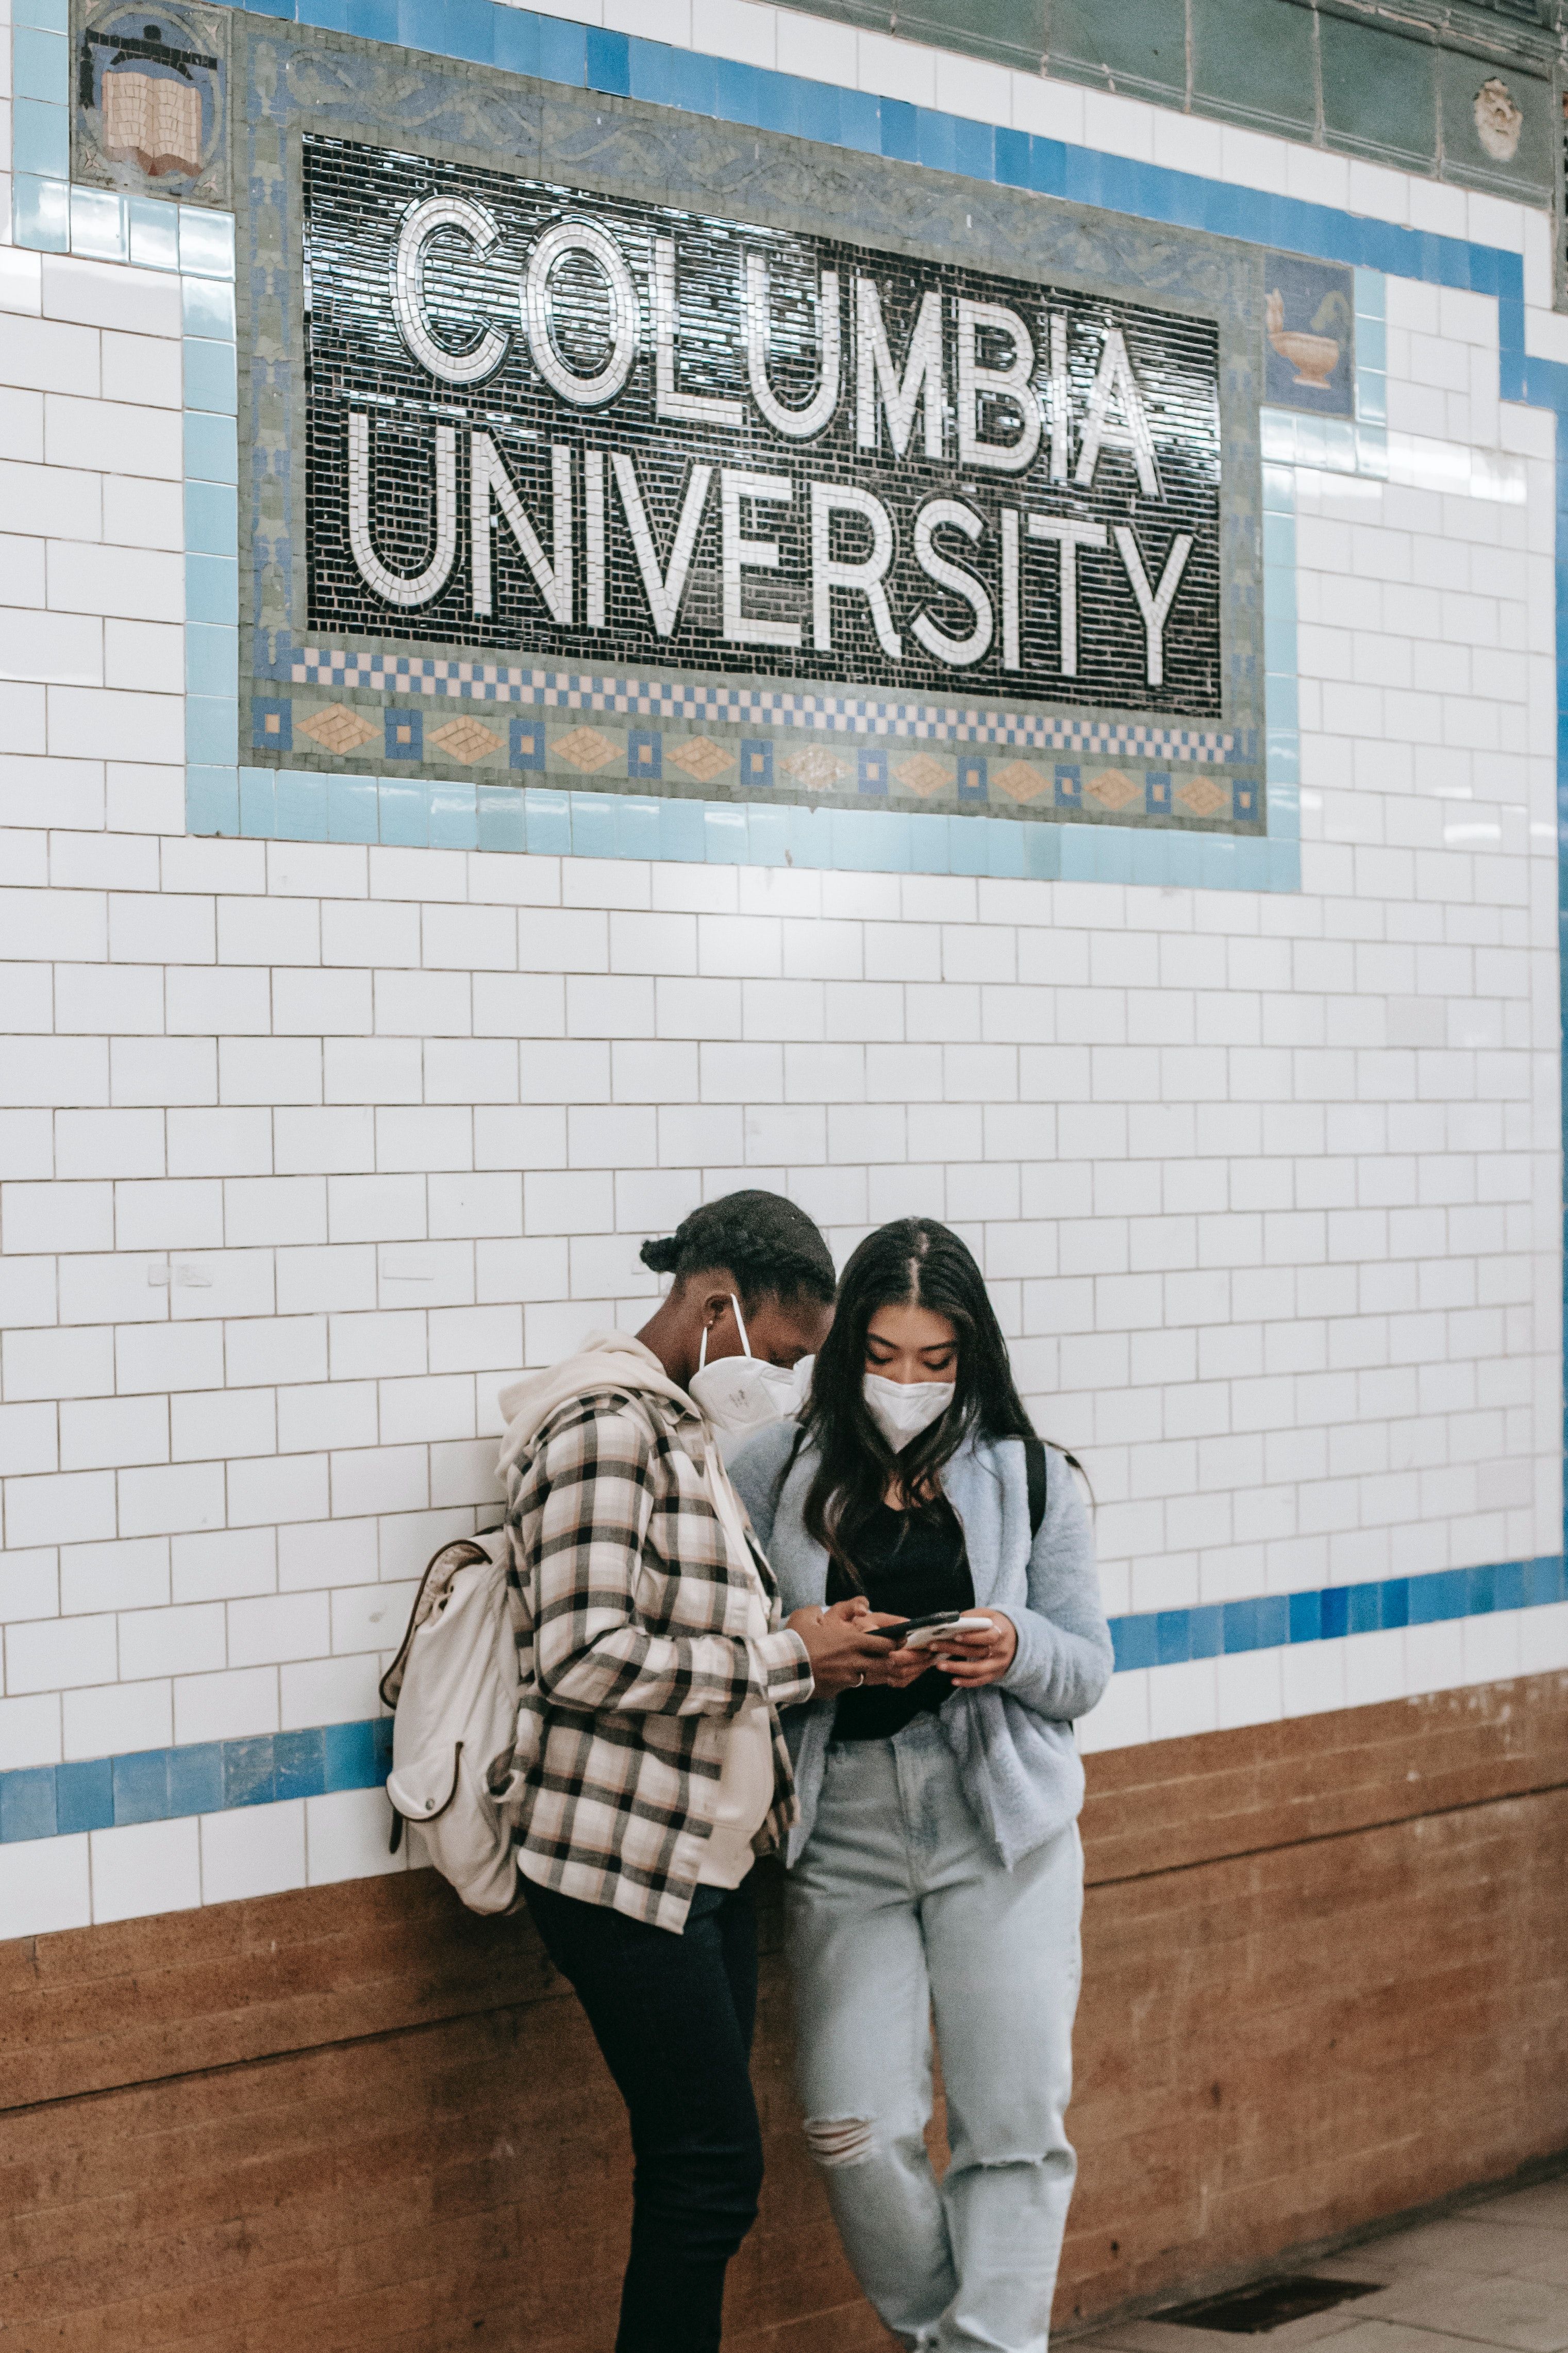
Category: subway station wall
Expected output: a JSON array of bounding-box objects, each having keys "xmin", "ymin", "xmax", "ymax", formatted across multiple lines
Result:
[
  {"xmin": 4, "ymin": 1682, "xmax": 1565, "ymax": 2346},
  {"xmin": 2, "ymin": 0, "xmax": 1567, "ymax": 2339},
  {"xmin": 769, "ymin": 0, "xmax": 1562, "ymax": 207}
]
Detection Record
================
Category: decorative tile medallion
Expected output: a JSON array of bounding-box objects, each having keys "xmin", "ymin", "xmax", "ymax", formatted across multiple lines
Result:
[
  {"xmin": 892, "ymin": 752, "xmax": 953, "ymax": 798},
  {"xmin": 1175, "ymin": 773, "xmax": 1229, "ymax": 818},
  {"xmin": 1262, "ymin": 253, "xmax": 1355, "ymax": 418},
  {"xmin": 299, "ymin": 703, "xmax": 377, "ymax": 754},
  {"xmin": 668, "ymin": 737, "xmax": 735, "ymax": 783},
  {"xmin": 783, "ymin": 748, "xmax": 850, "ymax": 791},
  {"xmin": 236, "ymin": 21, "xmax": 1269, "ymax": 834},
  {"xmin": 552, "ymin": 725, "xmax": 619, "ymax": 772},
  {"xmin": 428, "ymin": 715, "xmax": 504, "ymax": 763},
  {"xmin": 993, "ymin": 758, "xmax": 1050, "ymax": 803},
  {"xmin": 72, "ymin": 0, "xmax": 229, "ymax": 207}
]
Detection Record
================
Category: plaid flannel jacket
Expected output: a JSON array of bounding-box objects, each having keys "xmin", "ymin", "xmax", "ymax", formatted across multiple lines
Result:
[{"xmin": 505, "ymin": 1381, "xmax": 814, "ymax": 1933}]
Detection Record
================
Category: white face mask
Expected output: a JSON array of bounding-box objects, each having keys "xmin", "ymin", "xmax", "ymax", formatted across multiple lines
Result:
[
  {"xmin": 863, "ymin": 1370, "xmax": 956, "ymax": 1452},
  {"xmin": 688, "ymin": 1296, "xmax": 810, "ymax": 1456}
]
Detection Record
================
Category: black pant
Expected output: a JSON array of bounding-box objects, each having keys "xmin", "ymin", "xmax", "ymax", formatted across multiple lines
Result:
[{"xmin": 522, "ymin": 1873, "xmax": 764, "ymax": 2353}]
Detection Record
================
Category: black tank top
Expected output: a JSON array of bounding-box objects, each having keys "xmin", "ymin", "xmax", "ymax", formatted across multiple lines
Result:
[{"xmin": 826, "ymin": 1500, "xmax": 975, "ymax": 1742}]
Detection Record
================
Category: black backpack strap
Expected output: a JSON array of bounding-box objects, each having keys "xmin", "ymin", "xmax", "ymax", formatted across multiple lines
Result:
[{"xmin": 1024, "ymin": 1436, "xmax": 1047, "ymax": 1542}]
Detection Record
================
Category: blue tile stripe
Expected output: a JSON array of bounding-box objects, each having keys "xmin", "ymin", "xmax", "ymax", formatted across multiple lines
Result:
[
  {"xmin": 1108, "ymin": 1555, "xmax": 1565, "ymax": 1673},
  {"xmin": 0, "ymin": 1558, "xmax": 1561, "ymax": 1843},
  {"xmin": 190, "ymin": 766, "xmax": 1300, "ymax": 889},
  {"xmin": 0, "ymin": 1718, "xmax": 392, "ymax": 1845}
]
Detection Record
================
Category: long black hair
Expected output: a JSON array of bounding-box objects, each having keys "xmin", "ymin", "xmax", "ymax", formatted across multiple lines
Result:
[
  {"xmin": 802, "ymin": 1217, "xmax": 1034, "ymax": 1575},
  {"xmin": 639, "ymin": 1189, "xmax": 837, "ymax": 1312}
]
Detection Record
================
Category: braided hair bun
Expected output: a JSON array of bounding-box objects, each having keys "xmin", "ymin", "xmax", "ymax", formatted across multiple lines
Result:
[{"xmin": 639, "ymin": 1190, "xmax": 836, "ymax": 1306}]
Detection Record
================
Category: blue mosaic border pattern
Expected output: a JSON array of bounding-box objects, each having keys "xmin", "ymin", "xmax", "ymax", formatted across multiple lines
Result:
[
  {"xmin": 10, "ymin": 0, "xmax": 69, "ymax": 245},
  {"xmin": 1262, "ymin": 418, "xmax": 1301, "ymax": 846},
  {"xmin": 2, "ymin": 1556, "xmax": 1560, "ymax": 1843},
  {"xmin": 280, "ymin": 652, "xmax": 1243, "ymax": 765},
  {"xmin": 0, "ymin": 1717, "xmax": 392, "ymax": 1844},
  {"xmin": 1108, "ymin": 1554, "xmax": 1566, "ymax": 1672}
]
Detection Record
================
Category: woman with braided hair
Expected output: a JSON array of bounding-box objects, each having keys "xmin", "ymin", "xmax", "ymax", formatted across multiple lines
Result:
[{"xmin": 496, "ymin": 1190, "xmax": 892, "ymax": 2353}]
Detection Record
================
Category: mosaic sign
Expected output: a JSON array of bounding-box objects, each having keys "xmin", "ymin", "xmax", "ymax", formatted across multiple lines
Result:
[
  {"xmin": 240, "ymin": 24, "xmax": 1268, "ymax": 830},
  {"xmin": 304, "ymin": 138, "xmax": 1222, "ymax": 716}
]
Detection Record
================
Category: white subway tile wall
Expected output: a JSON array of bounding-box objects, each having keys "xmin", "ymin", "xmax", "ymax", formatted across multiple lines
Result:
[{"xmin": 0, "ymin": 14, "xmax": 1563, "ymax": 1935}]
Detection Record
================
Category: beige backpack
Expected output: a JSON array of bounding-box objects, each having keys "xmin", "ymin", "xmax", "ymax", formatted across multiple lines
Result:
[{"xmin": 378, "ymin": 1528, "xmax": 523, "ymax": 1915}]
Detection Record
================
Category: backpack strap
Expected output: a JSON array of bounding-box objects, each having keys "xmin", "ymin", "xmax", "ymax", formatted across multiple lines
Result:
[
  {"xmin": 1024, "ymin": 1436, "xmax": 1047, "ymax": 1542},
  {"xmin": 377, "ymin": 1535, "xmax": 488, "ymax": 1714}
]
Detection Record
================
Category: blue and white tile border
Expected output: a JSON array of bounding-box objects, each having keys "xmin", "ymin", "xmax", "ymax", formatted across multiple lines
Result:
[
  {"xmin": 3, "ymin": 2, "xmax": 1564, "ymax": 1854},
  {"xmin": 0, "ymin": 1716, "xmax": 392, "ymax": 1843},
  {"xmin": 2, "ymin": 1555, "xmax": 1562, "ymax": 1841},
  {"xmin": 277, "ymin": 654, "xmax": 1244, "ymax": 765}
]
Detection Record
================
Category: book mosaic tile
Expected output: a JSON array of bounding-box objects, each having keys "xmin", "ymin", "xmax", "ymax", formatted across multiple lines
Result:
[{"xmin": 71, "ymin": 0, "xmax": 230, "ymax": 206}]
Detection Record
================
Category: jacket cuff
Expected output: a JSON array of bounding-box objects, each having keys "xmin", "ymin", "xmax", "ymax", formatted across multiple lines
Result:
[
  {"xmin": 754, "ymin": 1627, "xmax": 814, "ymax": 1706},
  {"xmin": 998, "ymin": 1606, "xmax": 1045, "ymax": 1699}
]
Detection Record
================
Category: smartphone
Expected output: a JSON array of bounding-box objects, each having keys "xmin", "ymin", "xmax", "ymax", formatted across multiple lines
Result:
[
  {"xmin": 877, "ymin": 1610, "xmax": 991, "ymax": 1651},
  {"xmin": 906, "ymin": 1614, "xmax": 990, "ymax": 1650}
]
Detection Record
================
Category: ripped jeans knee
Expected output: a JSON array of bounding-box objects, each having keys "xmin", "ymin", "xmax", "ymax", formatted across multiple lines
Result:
[{"xmin": 804, "ymin": 2114, "xmax": 877, "ymax": 2170}]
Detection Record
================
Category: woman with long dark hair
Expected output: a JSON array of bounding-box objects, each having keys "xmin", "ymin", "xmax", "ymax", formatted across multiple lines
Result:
[{"xmin": 730, "ymin": 1217, "xmax": 1113, "ymax": 2353}]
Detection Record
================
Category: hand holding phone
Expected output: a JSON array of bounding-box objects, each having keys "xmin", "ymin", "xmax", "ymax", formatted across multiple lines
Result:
[
  {"xmin": 847, "ymin": 1611, "xmax": 941, "ymax": 1689},
  {"xmin": 929, "ymin": 1607, "xmax": 1019, "ymax": 1688},
  {"xmin": 788, "ymin": 1599, "xmax": 904, "ymax": 1696}
]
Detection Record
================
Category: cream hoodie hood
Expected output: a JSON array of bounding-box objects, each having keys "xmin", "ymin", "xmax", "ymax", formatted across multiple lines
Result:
[{"xmin": 495, "ymin": 1330, "xmax": 695, "ymax": 1481}]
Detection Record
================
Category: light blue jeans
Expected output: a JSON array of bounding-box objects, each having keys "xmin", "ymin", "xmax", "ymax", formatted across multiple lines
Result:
[{"xmin": 786, "ymin": 1718, "xmax": 1083, "ymax": 2353}]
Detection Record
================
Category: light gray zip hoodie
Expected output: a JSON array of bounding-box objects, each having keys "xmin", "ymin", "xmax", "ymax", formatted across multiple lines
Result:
[
  {"xmin": 495, "ymin": 1330, "xmax": 694, "ymax": 1480},
  {"xmin": 729, "ymin": 1422, "xmax": 1113, "ymax": 1869}
]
